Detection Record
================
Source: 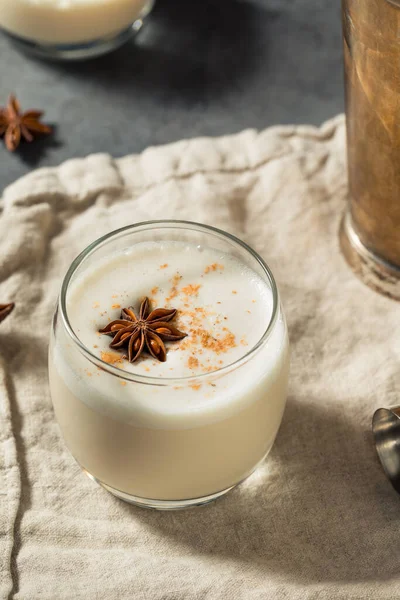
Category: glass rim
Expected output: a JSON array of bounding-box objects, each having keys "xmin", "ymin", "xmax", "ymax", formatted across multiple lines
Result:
[{"xmin": 59, "ymin": 220, "xmax": 280, "ymax": 386}]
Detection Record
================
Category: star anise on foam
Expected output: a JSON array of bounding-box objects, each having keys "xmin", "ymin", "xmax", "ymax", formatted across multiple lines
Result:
[
  {"xmin": 0, "ymin": 95, "xmax": 52, "ymax": 152},
  {"xmin": 0, "ymin": 303, "xmax": 14, "ymax": 323},
  {"xmin": 99, "ymin": 297, "xmax": 187, "ymax": 363}
]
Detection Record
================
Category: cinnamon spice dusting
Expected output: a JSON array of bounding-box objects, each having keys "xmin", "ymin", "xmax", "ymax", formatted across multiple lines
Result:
[
  {"xmin": 188, "ymin": 356, "xmax": 199, "ymax": 370},
  {"xmin": 101, "ymin": 351, "xmax": 124, "ymax": 365},
  {"xmin": 96, "ymin": 262, "xmax": 249, "ymax": 376},
  {"xmin": 181, "ymin": 284, "xmax": 201, "ymax": 297},
  {"xmin": 204, "ymin": 263, "xmax": 224, "ymax": 274}
]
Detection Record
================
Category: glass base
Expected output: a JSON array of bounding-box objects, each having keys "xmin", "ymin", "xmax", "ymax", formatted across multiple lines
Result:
[
  {"xmin": 83, "ymin": 468, "xmax": 237, "ymax": 510},
  {"xmin": 4, "ymin": 1, "xmax": 154, "ymax": 61},
  {"xmin": 340, "ymin": 210, "xmax": 400, "ymax": 301}
]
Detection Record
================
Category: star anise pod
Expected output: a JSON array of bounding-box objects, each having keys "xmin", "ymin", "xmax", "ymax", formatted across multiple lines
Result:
[
  {"xmin": 0, "ymin": 95, "xmax": 52, "ymax": 152},
  {"xmin": 99, "ymin": 297, "xmax": 187, "ymax": 363},
  {"xmin": 0, "ymin": 302, "xmax": 14, "ymax": 323}
]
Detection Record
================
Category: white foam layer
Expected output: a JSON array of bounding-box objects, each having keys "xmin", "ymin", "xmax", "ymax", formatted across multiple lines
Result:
[
  {"xmin": 67, "ymin": 241, "xmax": 273, "ymax": 377},
  {"xmin": 52, "ymin": 241, "xmax": 289, "ymax": 429}
]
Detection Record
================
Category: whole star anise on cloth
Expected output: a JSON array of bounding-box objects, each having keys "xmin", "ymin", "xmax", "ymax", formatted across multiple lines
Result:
[
  {"xmin": 99, "ymin": 297, "xmax": 187, "ymax": 363},
  {"xmin": 0, "ymin": 95, "xmax": 52, "ymax": 152},
  {"xmin": 0, "ymin": 303, "xmax": 15, "ymax": 323}
]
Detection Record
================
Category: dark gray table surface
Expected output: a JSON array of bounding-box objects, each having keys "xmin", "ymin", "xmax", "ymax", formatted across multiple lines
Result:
[{"xmin": 0, "ymin": 0, "xmax": 343, "ymax": 193}]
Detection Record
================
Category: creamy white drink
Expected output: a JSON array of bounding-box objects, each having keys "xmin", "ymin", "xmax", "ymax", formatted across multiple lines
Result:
[
  {"xmin": 0, "ymin": 0, "xmax": 151, "ymax": 45},
  {"xmin": 49, "ymin": 230, "xmax": 289, "ymax": 507}
]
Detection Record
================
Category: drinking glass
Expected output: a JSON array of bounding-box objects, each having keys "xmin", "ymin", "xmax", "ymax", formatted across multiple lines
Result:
[
  {"xmin": 341, "ymin": 0, "xmax": 400, "ymax": 299},
  {"xmin": 0, "ymin": 0, "xmax": 154, "ymax": 60},
  {"xmin": 49, "ymin": 221, "xmax": 290, "ymax": 509}
]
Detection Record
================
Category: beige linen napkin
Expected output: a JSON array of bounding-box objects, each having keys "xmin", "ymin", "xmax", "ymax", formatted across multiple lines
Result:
[{"xmin": 1, "ymin": 115, "xmax": 400, "ymax": 600}]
